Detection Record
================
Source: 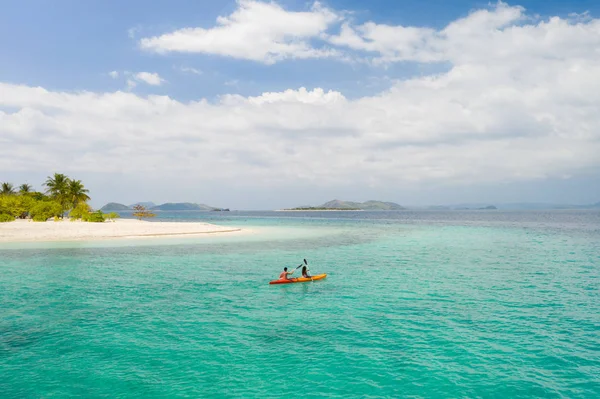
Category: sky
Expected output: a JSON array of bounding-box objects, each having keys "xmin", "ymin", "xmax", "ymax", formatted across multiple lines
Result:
[{"xmin": 1, "ymin": 0, "xmax": 600, "ymax": 209}]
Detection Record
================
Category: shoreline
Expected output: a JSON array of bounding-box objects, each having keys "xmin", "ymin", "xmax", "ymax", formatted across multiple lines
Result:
[{"xmin": 0, "ymin": 219, "xmax": 247, "ymax": 243}]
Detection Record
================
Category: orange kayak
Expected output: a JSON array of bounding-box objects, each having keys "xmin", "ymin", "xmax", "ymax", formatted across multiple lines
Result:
[{"xmin": 269, "ymin": 273, "xmax": 327, "ymax": 285}]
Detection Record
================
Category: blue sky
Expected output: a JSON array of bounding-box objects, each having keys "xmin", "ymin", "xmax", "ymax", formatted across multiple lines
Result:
[
  {"xmin": 3, "ymin": 0, "xmax": 599, "ymax": 99},
  {"xmin": 1, "ymin": 0, "xmax": 600, "ymax": 208}
]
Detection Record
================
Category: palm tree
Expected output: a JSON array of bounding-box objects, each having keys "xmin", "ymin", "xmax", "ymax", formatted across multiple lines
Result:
[
  {"xmin": 67, "ymin": 179, "xmax": 90, "ymax": 208},
  {"xmin": 19, "ymin": 184, "xmax": 33, "ymax": 194},
  {"xmin": 1, "ymin": 182, "xmax": 15, "ymax": 195},
  {"xmin": 44, "ymin": 173, "xmax": 69, "ymax": 198},
  {"xmin": 44, "ymin": 173, "xmax": 70, "ymax": 215}
]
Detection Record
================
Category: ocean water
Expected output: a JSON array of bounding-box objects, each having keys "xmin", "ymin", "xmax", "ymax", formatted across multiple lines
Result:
[{"xmin": 1, "ymin": 210, "xmax": 599, "ymax": 398}]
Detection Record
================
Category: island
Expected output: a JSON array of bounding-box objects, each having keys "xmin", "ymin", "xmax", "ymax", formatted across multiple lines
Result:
[
  {"xmin": 453, "ymin": 205, "xmax": 498, "ymax": 210},
  {"xmin": 100, "ymin": 202, "xmax": 130, "ymax": 211},
  {"xmin": 285, "ymin": 207, "xmax": 362, "ymax": 211},
  {"xmin": 0, "ymin": 174, "xmax": 244, "ymax": 243},
  {"xmin": 151, "ymin": 202, "xmax": 216, "ymax": 211},
  {"xmin": 282, "ymin": 199, "xmax": 405, "ymax": 211}
]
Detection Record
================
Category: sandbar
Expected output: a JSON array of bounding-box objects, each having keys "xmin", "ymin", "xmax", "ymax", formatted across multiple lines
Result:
[{"xmin": 0, "ymin": 219, "xmax": 245, "ymax": 243}]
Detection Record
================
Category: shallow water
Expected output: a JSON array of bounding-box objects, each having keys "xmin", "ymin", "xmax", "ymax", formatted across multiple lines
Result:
[{"xmin": 1, "ymin": 211, "xmax": 599, "ymax": 398}]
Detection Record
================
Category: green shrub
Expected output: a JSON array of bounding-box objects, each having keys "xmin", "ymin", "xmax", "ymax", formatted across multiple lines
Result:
[
  {"xmin": 69, "ymin": 202, "xmax": 92, "ymax": 220},
  {"xmin": 0, "ymin": 213, "xmax": 15, "ymax": 222},
  {"xmin": 106, "ymin": 212, "xmax": 120, "ymax": 221},
  {"xmin": 30, "ymin": 201, "xmax": 63, "ymax": 222},
  {"xmin": 84, "ymin": 210, "xmax": 105, "ymax": 223},
  {"xmin": 18, "ymin": 195, "xmax": 36, "ymax": 219},
  {"xmin": 0, "ymin": 195, "xmax": 26, "ymax": 218}
]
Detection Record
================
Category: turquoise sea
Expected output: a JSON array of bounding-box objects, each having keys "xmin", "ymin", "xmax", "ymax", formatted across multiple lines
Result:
[{"xmin": 1, "ymin": 210, "xmax": 599, "ymax": 398}]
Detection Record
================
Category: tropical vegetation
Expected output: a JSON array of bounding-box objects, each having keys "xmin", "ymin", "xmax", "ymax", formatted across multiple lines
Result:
[
  {"xmin": 1, "ymin": 182, "xmax": 15, "ymax": 195},
  {"xmin": 19, "ymin": 184, "xmax": 32, "ymax": 194},
  {"xmin": 0, "ymin": 173, "xmax": 115, "ymax": 223},
  {"xmin": 132, "ymin": 205, "xmax": 156, "ymax": 220}
]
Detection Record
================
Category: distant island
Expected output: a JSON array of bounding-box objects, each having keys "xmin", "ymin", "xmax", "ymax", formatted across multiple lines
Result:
[
  {"xmin": 284, "ymin": 199, "xmax": 405, "ymax": 211},
  {"xmin": 100, "ymin": 202, "xmax": 130, "ymax": 211},
  {"xmin": 100, "ymin": 202, "xmax": 226, "ymax": 212},
  {"xmin": 454, "ymin": 205, "xmax": 498, "ymax": 210},
  {"xmin": 425, "ymin": 202, "xmax": 599, "ymax": 210},
  {"xmin": 287, "ymin": 207, "xmax": 362, "ymax": 211},
  {"xmin": 490, "ymin": 202, "xmax": 600, "ymax": 210},
  {"xmin": 152, "ymin": 202, "xmax": 215, "ymax": 211}
]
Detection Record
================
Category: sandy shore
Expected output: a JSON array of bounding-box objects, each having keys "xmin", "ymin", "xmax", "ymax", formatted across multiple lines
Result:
[{"xmin": 0, "ymin": 219, "xmax": 245, "ymax": 242}]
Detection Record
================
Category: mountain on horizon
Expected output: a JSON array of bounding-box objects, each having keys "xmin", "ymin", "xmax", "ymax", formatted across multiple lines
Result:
[
  {"xmin": 130, "ymin": 201, "xmax": 156, "ymax": 208},
  {"xmin": 151, "ymin": 202, "xmax": 216, "ymax": 211},
  {"xmin": 318, "ymin": 199, "xmax": 405, "ymax": 210},
  {"xmin": 100, "ymin": 202, "xmax": 130, "ymax": 211},
  {"xmin": 445, "ymin": 202, "xmax": 600, "ymax": 210}
]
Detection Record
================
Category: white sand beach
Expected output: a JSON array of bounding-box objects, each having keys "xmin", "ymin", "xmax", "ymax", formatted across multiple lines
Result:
[{"xmin": 0, "ymin": 219, "xmax": 245, "ymax": 242}]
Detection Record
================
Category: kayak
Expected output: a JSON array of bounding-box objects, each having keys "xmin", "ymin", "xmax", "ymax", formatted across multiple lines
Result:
[{"xmin": 269, "ymin": 273, "xmax": 327, "ymax": 285}]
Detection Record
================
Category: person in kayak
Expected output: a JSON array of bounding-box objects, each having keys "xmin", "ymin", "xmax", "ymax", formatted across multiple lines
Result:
[
  {"xmin": 279, "ymin": 267, "xmax": 295, "ymax": 280},
  {"xmin": 301, "ymin": 265, "xmax": 311, "ymax": 278}
]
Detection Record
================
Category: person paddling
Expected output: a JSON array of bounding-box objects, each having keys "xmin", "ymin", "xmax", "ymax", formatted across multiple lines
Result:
[
  {"xmin": 301, "ymin": 265, "xmax": 311, "ymax": 278},
  {"xmin": 279, "ymin": 267, "xmax": 295, "ymax": 280}
]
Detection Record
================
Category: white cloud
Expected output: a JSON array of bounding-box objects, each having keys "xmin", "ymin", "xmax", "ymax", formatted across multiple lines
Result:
[
  {"xmin": 1, "ymin": 59, "xmax": 599, "ymax": 186},
  {"xmin": 326, "ymin": 2, "xmax": 600, "ymax": 66},
  {"xmin": 139, "ymin": 0, "xmax": 340, "ymax": 64},
  {"xmin": 133, "ymin": 72, "xmax": 165, "ymax": 86},
  {"xmin": 178, "ymin": 66, "xmax": 202, "ymax": 75},
  {"xmin": 108, "ymin": 71, "xmax": 165, "ymax": 88},
  {"xmin": 328, "ymin": 22, "xmax": 439, "ymax": 63},
  {"xmin": 2, "ymin": 3, "xmax": 600, "ymax": 190},
  {"xmin": 228, "ymin": 87, "xmax": 346, "ymax": 106}
]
